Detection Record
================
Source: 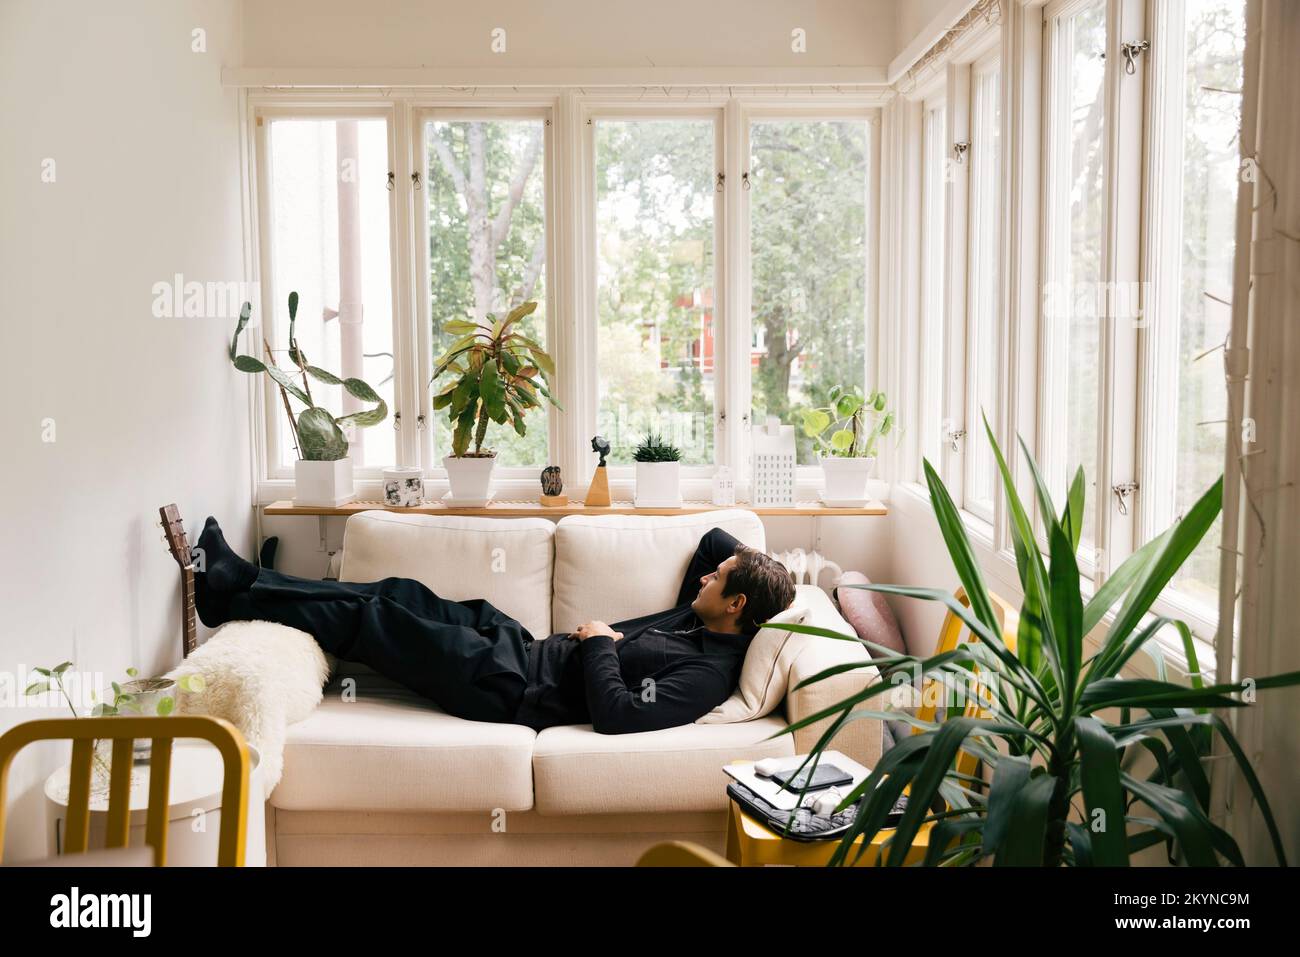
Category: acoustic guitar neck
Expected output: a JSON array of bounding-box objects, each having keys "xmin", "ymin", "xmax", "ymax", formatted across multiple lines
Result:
[{"xmin": 159, "ymin": 504, "xmax": 198, "ymax": 657}]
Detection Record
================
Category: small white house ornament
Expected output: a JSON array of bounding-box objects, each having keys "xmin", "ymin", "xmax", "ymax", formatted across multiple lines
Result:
[
  {"xmin": 711, "ymin": 465, "xmax": 735, "ymax": 506},
  {"xmin": 751, "ymin": 417, "xmax": 796, "ymax": 507}
]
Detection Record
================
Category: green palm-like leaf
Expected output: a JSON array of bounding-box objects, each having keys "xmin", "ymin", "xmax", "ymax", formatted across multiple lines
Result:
[{"xmin": 1075, "ymin": 716, "xmax": 1129, "ymax": 864}]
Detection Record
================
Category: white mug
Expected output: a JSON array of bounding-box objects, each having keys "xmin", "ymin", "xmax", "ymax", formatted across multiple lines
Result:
[{"xmin": 382, "ymin": 466, "xmax": 426, "ymax": 507}]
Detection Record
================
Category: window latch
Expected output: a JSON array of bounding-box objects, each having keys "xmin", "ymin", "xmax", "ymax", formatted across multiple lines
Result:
[
  {"xmin": 947, "ymin": 428, "xmax": 966, "ymax": 452},
  {"xmin": 416, "ymin": 413, "xmax": 426, "ymax": 431},
  {"xmin": 393, "ymin": 411, "xmax": 402, "ymax": 431},
  {"xmin": 715, "ymin": 172, "xmax": 725, "ymax": 192},
  {"xmin": 411, "ymin": 171, "xmax": 422, "ymax": 190},
  {"xmin": 1121, "ymin": 40, "xmax": 1150, "ymax": 75},
  {"xmin": 1112, "ymin": 481, "xmax": 1139, "ymax": 515},
  {"xmin": 952, "ymin": 142, "xmax": 970, "ymax": 164},
  {"xmin": 386, "ymin": 171, "xmax": 395, "ymax": 191}
]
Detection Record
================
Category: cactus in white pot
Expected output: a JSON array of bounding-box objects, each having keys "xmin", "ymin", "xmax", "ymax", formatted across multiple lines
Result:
[{"xmin": 633, "ymin": 433, "xmax": 683, "ymax": 508}]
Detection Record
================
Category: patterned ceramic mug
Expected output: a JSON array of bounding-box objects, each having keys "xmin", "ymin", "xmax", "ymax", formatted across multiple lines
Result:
[{"xmin": 382, "ymin": 466, "xmax": 426, "ymax": 507}]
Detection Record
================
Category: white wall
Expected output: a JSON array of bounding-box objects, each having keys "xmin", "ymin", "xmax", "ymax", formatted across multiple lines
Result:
[
  {"xmin": 240, "ymin": 0, "xmax": 899, "ymax": 70},
  {"xmin": 895, "ymin": 0, "xmax": 963, "ymax": 56},
  {"xmin": 0, "ymin": 0, "xmax": 251, "ymax": 862}
]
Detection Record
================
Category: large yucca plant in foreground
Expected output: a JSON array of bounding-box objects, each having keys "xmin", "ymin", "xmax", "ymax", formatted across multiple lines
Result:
[{"xmin": 783, "ymin": 419, "xmax": 1300, "ymax": 866}]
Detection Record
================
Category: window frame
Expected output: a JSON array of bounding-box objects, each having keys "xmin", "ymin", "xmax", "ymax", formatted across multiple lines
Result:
[
  {"xmin": 245, "ymin": 89, "xmax": 886, "ymax": 504},
  {"xmin": 583, "ymin": 103, "xmax": 726, "ymax": 487},
  {"xmin": 411, "ymin": 104, "xmax": 559, "ymax": 482},
  {"xmin": 741, "ymin": 106, "xmax": 882, "ymax": 484},
  {"xmin": 962, "ymin": 50, "xmax": 1003, "ymax": 525},
  {"xmin": 250, "ymin": 101, "xmax": 406, "ymax": 484}
]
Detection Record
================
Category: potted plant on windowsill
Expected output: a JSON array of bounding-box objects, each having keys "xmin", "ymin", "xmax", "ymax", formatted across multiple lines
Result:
[
  {"xmin": 431, "ymin": 301, "xmax": 560, "ymax": 505},
  {"xmin": 229, "ymin": 293, "xmax": 388, "ymax": 506},
  {"xmin": 633, "ymin": 433, "xmax": 683, "ymax": 508},
  {"xmin": 800, "ymin": 386, "xmax": 896, "ymax": 507}
]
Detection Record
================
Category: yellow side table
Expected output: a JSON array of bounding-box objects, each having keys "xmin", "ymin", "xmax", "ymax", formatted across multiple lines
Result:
[{"xmin": 723, "ymin": 797, "xmax": 932, "ymax": 867}]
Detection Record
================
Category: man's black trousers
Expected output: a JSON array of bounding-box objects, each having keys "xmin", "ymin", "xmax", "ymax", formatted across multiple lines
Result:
[{"xmin": 212, "ymin": 569, "xmax": 532, "ymax": 723}]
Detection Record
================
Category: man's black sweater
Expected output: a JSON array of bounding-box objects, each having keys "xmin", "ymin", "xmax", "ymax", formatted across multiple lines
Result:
[{"xmin": 512, "ymin": 527, "xmax": 753, "ymax": 734}]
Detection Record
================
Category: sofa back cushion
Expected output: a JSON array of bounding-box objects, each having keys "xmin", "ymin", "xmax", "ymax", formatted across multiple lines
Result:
[
  {"xmin": 551, "ymin": 509, "xmax": 766, "ymax": 633},
  {"xmin": 338, "ymin": 511, "xmax": 555, "ymax": 641}
]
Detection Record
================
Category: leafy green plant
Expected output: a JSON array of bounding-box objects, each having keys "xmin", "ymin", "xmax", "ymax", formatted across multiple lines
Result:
[
  {"xmin": 431, "ymin": 301, "xmax": 561, "ymax": 457},
  {"xmin": 800, "ymin": 386, "xmax": 895, "ymax": 458},
  {"xmin": 229, "ymin": 293, "xmax": 388, "ymax": 461},
  {"xmin": 27, "ymin": 664, "xmax": 206, "ymax": 782},
  {"xmin": 781, "ymin": 417, "xmax": 1300, "ymax": 866},
  {"xmin": 632, "ymin": 433, "xmax": 682, "ymax": 463}
]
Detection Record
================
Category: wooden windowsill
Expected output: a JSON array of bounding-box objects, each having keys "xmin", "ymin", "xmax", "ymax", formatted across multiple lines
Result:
[{"xmin": 262, "ymin": 499, "xmax": 889, "ymax": 518}]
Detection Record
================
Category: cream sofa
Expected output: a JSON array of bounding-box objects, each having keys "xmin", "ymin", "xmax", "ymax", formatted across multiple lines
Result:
[{"xmin": 266, "ymin": 508, "xmax": 882, "ymax": 866}]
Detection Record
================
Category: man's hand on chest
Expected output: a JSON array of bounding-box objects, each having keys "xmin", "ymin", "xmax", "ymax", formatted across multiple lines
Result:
[{"xmin": 571, "ymin": 621, "xmax": 624, "ymax": 642}]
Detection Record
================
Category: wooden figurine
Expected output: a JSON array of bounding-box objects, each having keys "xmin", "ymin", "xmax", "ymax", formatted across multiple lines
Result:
[
  {"xmin": 540, "ymin": 465, "xmax": 568, "ymax": 507},
  {"xmin": 584, "ymin": 435, "xmax": 612, "ymax": 507}
]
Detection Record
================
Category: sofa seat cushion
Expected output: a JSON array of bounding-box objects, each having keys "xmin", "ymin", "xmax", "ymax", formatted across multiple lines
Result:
[
  {"xmin": 338, "ymin": 511, "xmax": 555, "ymax": 641},
  {"xmin": 551, "ymin": 509, "xmax": 766, "ymax": 632},
  {"xmin": 532, "ymin": 717, "xmax": 794, "ymax": 815},
  {"xmin": 271, "ymin": 676, "xmax": 536, "ymax": 813}
]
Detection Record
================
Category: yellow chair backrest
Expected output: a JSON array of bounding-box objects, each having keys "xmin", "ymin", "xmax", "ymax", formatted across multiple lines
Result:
[
  {"xmin": 913, "ymin": 587, "xmax": 1020, "ymax": 780},
  {"xmin": 0, "ymin": 715, "xmax": 249, "ymax": 867}
]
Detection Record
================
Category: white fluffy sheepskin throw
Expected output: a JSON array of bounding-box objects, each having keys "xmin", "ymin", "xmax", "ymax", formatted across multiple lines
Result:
[{"xmin": 165, "ymin": 620, "xmax": 330, "ymax": 791}]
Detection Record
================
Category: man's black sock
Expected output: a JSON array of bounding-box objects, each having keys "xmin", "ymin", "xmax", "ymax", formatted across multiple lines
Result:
[{"xmin": 197, "ymin": 516, "xmax": 259, "ymax": 593}]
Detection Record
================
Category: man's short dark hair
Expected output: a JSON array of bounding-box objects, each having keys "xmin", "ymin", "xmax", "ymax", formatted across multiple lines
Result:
[{"xmin": 724, "ymin": 546, "xmax": 796, "ymax": 634}]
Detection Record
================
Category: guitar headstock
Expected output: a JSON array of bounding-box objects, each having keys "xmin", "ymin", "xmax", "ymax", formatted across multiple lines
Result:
[{"xmin": 159, "ymin": 504, "xmax": 193, "ymax": 570}]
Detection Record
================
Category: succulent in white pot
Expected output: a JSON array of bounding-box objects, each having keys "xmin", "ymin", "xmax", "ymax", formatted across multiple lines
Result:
[
  {"xmin": 801, "ymin": 386, "xmax": 897, "ymax": 506},
  {"xmin": 431, "ymin": 301, "xmax": 561, "ymax": 504},
  {"xmin": 633, "ymin": 433, "xmax": 683, "ymax": 508}
]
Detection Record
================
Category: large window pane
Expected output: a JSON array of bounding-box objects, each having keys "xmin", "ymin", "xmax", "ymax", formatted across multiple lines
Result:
[
  {"xmin": 1045, "ymin": 0, "xmax": 1106, "ymax": 549},
  {"xmin": 266, "ymin": 118, "xmax": 395, "ymax": 471},
  {"xmin": 1168, "ymin": 0, "xmax": 1244, "ymax": 608},
  {"xmin": 595, "ymin": 118, "xmax": 716, "ymax": 464},
  {"xmin": 919, "ymin": 103, "xmax": 948, "ymax": 472},
  {"xmin": 750, "ymin": 119, "xmax": 871, "ymax": 465},
  {"xmin": 967, "ymin": 64, "xmax": 1001, "ymax": 516},
  {"xmin": 425, "ymin": 118, "xmax": 548, "ymax": 467}
]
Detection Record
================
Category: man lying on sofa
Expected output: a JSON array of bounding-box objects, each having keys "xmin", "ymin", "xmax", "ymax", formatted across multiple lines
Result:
[{"xmin": 194, "ymin": 518, "xmax": 795, "ymax": 734}]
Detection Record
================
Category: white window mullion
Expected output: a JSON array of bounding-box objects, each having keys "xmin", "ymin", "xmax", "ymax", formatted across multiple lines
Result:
[
  {"xmin": 1001, "ymin": 0, "xmax": 1045, "ymax": 557},
  {"xmin": 1137, "ymin": 0, "xmax": 1186, "ymax": 544},
  {"xmin": 724, "ymin": 99, "xmax": 750, "ymax": 491},
  {"xmin": 557, "ymin": 91, "xmax": 593, "ymax": 491},
  {"xmin": 1095, "ymin": 0, "xmax": 1146, "ymax": 581},
  {"xmin": 965, "ymin": 54, "xmax": 1002, "ymax": 525},
  {"xmin": 944, "ymin": 64, "xmax": 972, "ymax": 500},
  {"xmin": 900, "ymin": 99, "xmax": 925, "ymax": 486},
  {"xmin": 919, "ymin": 95, "xmax": 949, "ymax": 480},
  {"xmin": 390, "ymin": 98, "xmax": 420, "ymax": 471}
]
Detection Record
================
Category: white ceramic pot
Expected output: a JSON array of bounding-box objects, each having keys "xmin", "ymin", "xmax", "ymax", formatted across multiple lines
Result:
[
  {"xmin": 443, "ymin": 454, "xmax": 496, "ymax": 503},
  {"xmin": 818, "ymin": 454, "xmax": 875, "ymax": 505},
  {"xmin": 382, "ymin": 466, "xmax": 426, "ymax": 507},
  {"xmin": 294, "ymin": 457, "xmax": 355, "ymax": 507},
  {"xmin": 634, "ymin": 461, "xmax": 683, "ymax": 508}
]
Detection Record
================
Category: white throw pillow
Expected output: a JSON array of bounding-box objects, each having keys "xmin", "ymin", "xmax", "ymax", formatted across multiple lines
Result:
[{"xmin": 696, "ymin": 605, "xmax": 810, "ymax": 724}]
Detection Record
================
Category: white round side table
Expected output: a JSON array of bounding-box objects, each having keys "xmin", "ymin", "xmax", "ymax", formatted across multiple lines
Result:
[{"xmin": 43, "ymin": 740, "xmax": 266, "ymax": 866}]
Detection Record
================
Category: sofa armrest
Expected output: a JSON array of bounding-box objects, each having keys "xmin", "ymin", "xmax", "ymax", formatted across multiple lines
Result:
[{"xmin": 782, "ymin": 633, "xmax": 884, "ymax": 771}]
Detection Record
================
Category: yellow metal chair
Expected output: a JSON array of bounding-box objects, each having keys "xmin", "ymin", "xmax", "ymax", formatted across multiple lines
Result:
[
  {"xmin": 636, "ymin": 840, "xmax": 735, "ymax": 867},
  {"xmin": 0, "ymin": 715, "xmax": 250, "ymax": 867},
  {"xmin": 708, "ymin": 586, "xmax": 1019, "ymax": 867}
]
